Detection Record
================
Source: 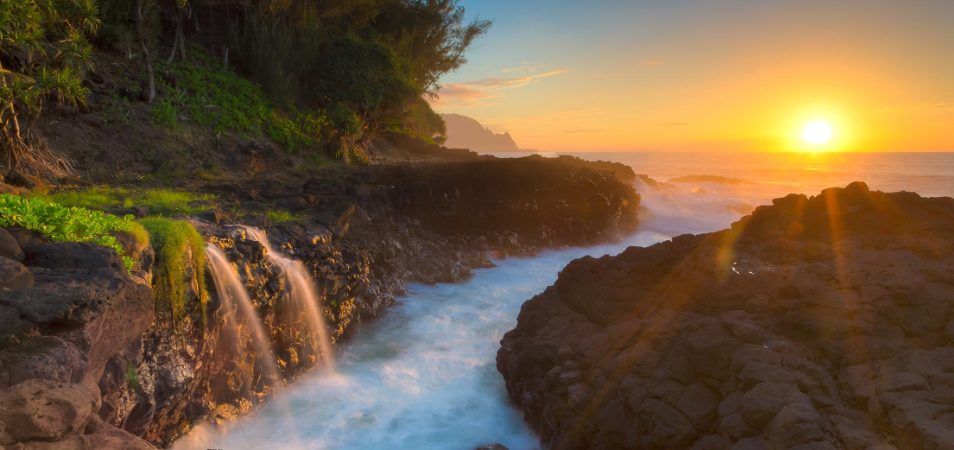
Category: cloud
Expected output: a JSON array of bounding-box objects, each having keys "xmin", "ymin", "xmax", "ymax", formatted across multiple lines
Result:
[
  {"xmin": 431, "ymin": 68, "xmax": 567, "ymax": 107},
  {"xmin": 501, "ymin": 63, "xmax": 547, "ymax": 74},
  {"xmin": 640, "ymin": 59, "xmax": 664, "ymax": 67}
]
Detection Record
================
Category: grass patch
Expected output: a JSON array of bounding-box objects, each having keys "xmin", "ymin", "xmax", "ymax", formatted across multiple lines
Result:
[
  {"xmin": 0, "ymin": 194, "xmax": 145, "ymax": 271},
  {"xmin": 130, "ymin": 189, "xmax": 215, "ymax": 215},
  {"xmin": 157, "ymin": 49, "xmax": 288, "ymax": 137},
  {"xmin": 37, "ymin": 187, "xmax": 215, "ymax": 216},
  {"xmin": 124, "ymin": 364, "xmax": 140, "ymax": 390},
  {"xmin": 266, "ymin": 209, "xmax": 301, "ymax": 224},
  {"xmin": 140, "ymin": 217, "xmax": 208, "ymax": 322},
  {"xmin": 152, "ymin": 47, "xmax": 351, "ymax": 155}
]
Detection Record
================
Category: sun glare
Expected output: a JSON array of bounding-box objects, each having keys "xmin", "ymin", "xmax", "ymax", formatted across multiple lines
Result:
[{"xmin": 801, "ymin": 120, "xmax": 834, "ymax": 146}]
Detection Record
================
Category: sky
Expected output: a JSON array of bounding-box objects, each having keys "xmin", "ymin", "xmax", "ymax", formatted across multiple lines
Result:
[{"xmin": 429, "ymin": 0, "xmax": 954, "ymax": 152}]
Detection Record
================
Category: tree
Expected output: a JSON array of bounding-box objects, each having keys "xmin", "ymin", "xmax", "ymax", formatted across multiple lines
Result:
[
  {"xmin": 134, "ymin": 0, "xmax": 157, "ymax": 102},
  {"xmin": 376, "ymin": 0, "xmax": 491, "ymax": 94},
  {"xmin": 0, "ymin": 0, "xmax": 99, "ymax": 177}
]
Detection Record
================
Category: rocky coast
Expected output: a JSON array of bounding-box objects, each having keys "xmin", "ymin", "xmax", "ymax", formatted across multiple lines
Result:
[
  {"xmin": 0, "ymin": 155, "xmax": 639, "ymax": 449},
  {"xmin": 498, "ymin": 182, "xmax": 954, "ymax": 449}
]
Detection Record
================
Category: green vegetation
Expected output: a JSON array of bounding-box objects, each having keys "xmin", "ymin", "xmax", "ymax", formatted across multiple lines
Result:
[
  {"xmin": 124, "ymin": 364, "xmax": 140, "ymax": 390},
  {"xmin": 37, "ymin": 187, "xmax": 215, "ymax": 215},
  {"xmin": 150, "ymin": 98, "xmax": 178, "ymax": 127},
  {"xmin": 140, "ymin": 216, "xmax": 207, "ymax": 322},
  {"xmin": 266, "ymin": 210, "xmax": 301, "ymax": 224},
  {"xmin": 4, "ymin": 1, "xmax": 489, "ymax": 175},
  {"xmin": 0, "ymin": 0, "xmax": 99, "ymax": 177},
  {"xmin": 0, "ymin": 194, "xmax": 145, "ymax": 271}
]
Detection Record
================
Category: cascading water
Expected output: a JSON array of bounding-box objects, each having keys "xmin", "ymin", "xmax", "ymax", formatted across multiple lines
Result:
[
  {"xmin": 242, "ymin": 226, "xmax": 336, "ymax": 371},
  {"xmin": 206, "ymin": 244, "xmax": 281, "ymax": 383}
]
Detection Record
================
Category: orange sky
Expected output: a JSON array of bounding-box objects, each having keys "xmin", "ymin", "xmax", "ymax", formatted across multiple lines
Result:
[{"xmin": 431, "ymin": 1, "xmax": 954, "ymax": 152}]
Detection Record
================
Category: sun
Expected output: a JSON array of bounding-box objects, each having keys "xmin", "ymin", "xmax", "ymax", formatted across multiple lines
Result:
[{"xmin": 801, "ymin": 120, "xmax": 834, "ymax": 146}]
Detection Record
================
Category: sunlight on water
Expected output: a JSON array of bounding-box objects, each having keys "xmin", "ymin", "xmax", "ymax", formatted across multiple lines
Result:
[{"xmin": 177, "ymin": 152, "xmax": 954, "ymax": 450}]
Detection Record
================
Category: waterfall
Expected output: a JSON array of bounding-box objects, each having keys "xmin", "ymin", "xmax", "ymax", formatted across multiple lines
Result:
[
  {"xmin": 205, "ymin": 244, "xmax": 281, "ymax": 383},
  {"xmin": 242, "ymin": 226, "xmax": 337, "ymax": 371}
]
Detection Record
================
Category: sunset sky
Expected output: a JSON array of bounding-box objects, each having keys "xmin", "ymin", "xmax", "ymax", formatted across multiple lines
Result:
[{"xmin": 430, "ymin": 0, "xmax": 954, "ymax": 152}]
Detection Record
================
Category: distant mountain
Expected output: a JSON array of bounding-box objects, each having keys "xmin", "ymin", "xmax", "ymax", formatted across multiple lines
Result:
[{"xmin": 441, "ymin": 113, "xmax": 520, "ymax": 152}]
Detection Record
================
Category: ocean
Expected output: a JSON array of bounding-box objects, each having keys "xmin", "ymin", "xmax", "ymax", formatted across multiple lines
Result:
[{"xmin": 174, "ymin": 151, "xmax": 954, "ymax": 450}]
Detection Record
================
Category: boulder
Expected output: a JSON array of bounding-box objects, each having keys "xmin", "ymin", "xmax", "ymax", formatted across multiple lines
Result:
[
  {"xmin": 0, "ymin": 237, "xmax": 155, "ymax": 449},
  {"xmin": 0, "ymin": 379, "xmax": 97, "ymax": 442},
  {"xmin": 23, "ymin": 242, "xmax": 124, "ymax": 272},
  {"xmin": 498, "ymin": 184, "xmax": 954, "ymax": 449},
  {"xmin": 5, "ymin": 227, "xmax": 49, "ymax": 253},
  {"xmin": 0, "ymin": 228, "xmax": 25, "ymax": 261},
  {"xmin": 0, "ymin": 257, "xmax": 33, "ymax": 289}
]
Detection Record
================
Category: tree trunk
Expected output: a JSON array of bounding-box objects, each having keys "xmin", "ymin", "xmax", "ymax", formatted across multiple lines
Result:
[
  {"xmin": 167, "ymin": 7, "xmax": 188, "ymax": 63},
  {"xmin": 135, "ymin": 0, "xmax": 156, "ymax": 103},
  {"xmin": 0, "ymin": 61, "xmax": 24, "ymax": 169}
]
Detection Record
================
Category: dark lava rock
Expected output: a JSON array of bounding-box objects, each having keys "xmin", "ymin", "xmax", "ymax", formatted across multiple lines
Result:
[
  {"xmin": 24, "ymin": 242, "xmax": 124, "ymax": 272},
  {"xmin": 5, "ymin": 227, "xmax": 49, "ymax": 254},
  {"xmin": 0, "ymin": 228, "xmax": 24, "ymax": 261},
  {"xmin": 92, "ymin": 154, "xmax": 642, "ymax": 447},
  {"xmin": 0, "ymin": 257, "xmax": 33, "ymax": 289},
  {"xmin": 198, "ymin": 208, "xmax": 231, "ymax": 224},
  {"xmin": 0, "ymin": 240, "xmax": 153, "ymax": 449},
  {"xmin": 498, "ymin": 182, "xmax": 954, "ymax": 449}
]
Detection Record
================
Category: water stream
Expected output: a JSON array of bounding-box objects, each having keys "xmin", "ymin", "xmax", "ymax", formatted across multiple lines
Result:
[
  {"xmin": 205, "ymin": 244, "xmax": 281, "ymax": 384},
  {"xmin": 180, "ymin": 153, "xmax": 954, "ymax": 449},
  {"xmin": 242, "ymin": 226, "xmax": 337, "ymax": 371},
  {"xmin": 181, "ymin": 229, "xmax": 674, "ymax": 449}
]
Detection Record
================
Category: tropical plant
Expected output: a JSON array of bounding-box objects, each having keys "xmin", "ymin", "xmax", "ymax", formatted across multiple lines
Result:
[
  {"xmin": 0, "ymin": 193, "xmax": 146, "ymax": 271},
  {"xmin": 0, "ymin": 0, "xmax": 100, "ymax": 177}
]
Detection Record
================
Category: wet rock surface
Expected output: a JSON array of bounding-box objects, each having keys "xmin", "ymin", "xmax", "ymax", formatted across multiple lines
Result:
[
  {"xmin": 497, "ymin": 182, "xmax": 954, "ymax": 449},
  {"xmin": 89, "ymin": 155, "xmax": 640, "ymax": 447},
  {"xmin": 0, "ymin": 231, "xmax": 154, "ymax": 449}
]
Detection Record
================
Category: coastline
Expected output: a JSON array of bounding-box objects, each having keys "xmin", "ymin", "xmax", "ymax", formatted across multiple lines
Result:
[{"xmin": 0, "ymin": 155, "xmax": 640, "ymax": 448}]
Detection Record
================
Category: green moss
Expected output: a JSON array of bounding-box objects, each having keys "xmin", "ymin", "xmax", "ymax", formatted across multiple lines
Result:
[
  {"xmin": 265, "ymin": 209, "xmax": 300, "ymax": 224},
  {"xmin": 0, "ymin": 194, "xmax": 142, "ymax": 271},
  {"xmin": 37, "ymin": 187, "xmax": 215, "ymax": 216},
  {"xmin": 34, "ymin": 186, "xmax": 125, "ymax": 209},
  {"xmin": 133, "ymin": 189, "xmax": 215, "ymax": 215},
  {"xmin": 140, "ymin": 217, "xmax": 207, "ymax": 322},
  {"xmin": 124, "ymin": 364, "xmax": 140, "ymax": 390},
  {"xmin": 124, "ymin": 221, "xmax": 151, "ymax": 249}
]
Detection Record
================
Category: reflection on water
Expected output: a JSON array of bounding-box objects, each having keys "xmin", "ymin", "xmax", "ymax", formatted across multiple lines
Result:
[{"xmin": 569, "ymin": 151, "xmax": 954, "ymax": 199}]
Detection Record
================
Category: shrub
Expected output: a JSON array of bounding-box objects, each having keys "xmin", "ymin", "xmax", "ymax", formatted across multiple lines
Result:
[
  {"xmin": 150, "ymin": 99, "xmax": 178, "ymax": 127},
  {"xmin": 140, "ymin": 217, "xmax": 207, "ymax": 322},
  {"xmin": 158, "ymin": 51, "xmax": 275, "ymax": 135},
  {"xmin": 0, "ymin": 194, "xmax": 144, "ymax": 271}
]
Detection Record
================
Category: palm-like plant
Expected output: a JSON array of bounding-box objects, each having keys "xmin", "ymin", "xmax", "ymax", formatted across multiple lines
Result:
[{"xmin": 0, "ymin": 0, "xmax": 99, "ymax": 178}]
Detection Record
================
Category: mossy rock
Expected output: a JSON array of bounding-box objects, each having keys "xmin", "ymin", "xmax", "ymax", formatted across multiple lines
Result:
[{"xmin": 140, "ymin": 217, "xmax": 207, "ymax": 323}]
